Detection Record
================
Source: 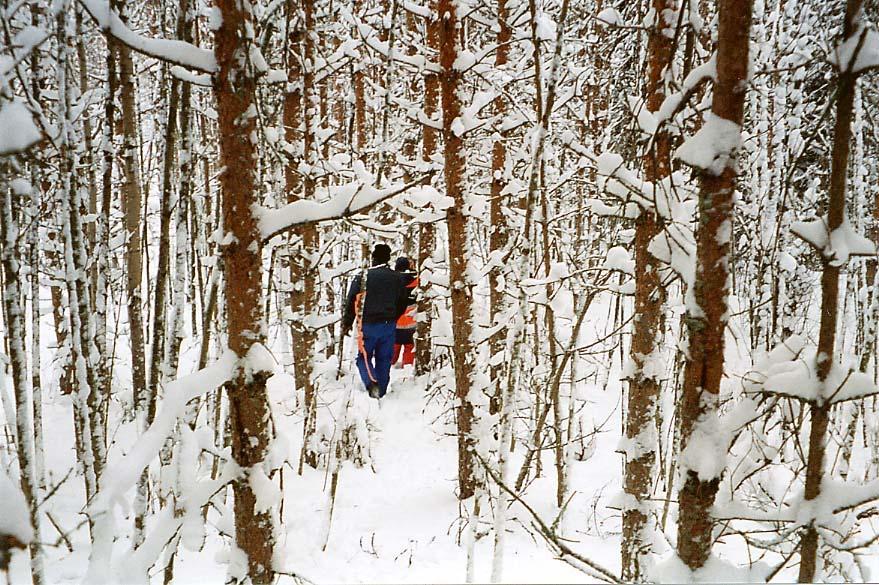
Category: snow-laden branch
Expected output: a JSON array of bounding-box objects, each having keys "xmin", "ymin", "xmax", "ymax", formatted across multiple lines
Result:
[
  {"xmin": 77, "ymin": 0, "xmax": 217, "ymax": 73},
  {"xmin": 791, "ymin": 214, "xmax": 876, "ymax": 266},
  {"xmin": 340, "ymin": 7, "xmax": 441, "ymax": 74},
  {"xmin": 743, "ymin": 335, "xmax": 879, "ymax": 405},
  {"xmin": 92, "ymin": 351, "xmax": 237, "ymax": 509},
  {"xmin": 85, "ymin": 351, "xmax": 238, "ymax": 583},
  {"xmin": 0, "ymin": 99, "xmax": 41, "ymax": 156},
  {"xmin": 0, "ymin": 25, "xmax": 51, "ymax": 79},
  {"xmin": 830, "ymin": 18, "xmax": 879, "ymax": 74},
  {"xmin": 256, "ymin": 173, "xmax": 438, "ymax": 242}
]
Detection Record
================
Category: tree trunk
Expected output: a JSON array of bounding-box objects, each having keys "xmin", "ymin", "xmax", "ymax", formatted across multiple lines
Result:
[
  {"xmin": 798, "ymin": 1, "xmax": 861, "ymax": 580},
  {"xmin": 676, "ymin": 0, "xmax": 752, "ymax": 570},
  {"xmin": 439, "ymin": 0, "xmax": 476, "ymax": 501},
  {"xmin": 1, "ymin": 173, "xmax": 44, "ymax": 585},
  {"xmin": 415, "ymin": 4, "xmax": 439, "ymax": 377},
  {"xmin": 214, "ymin": 0, "xmax": 276, "ymax": 579},
  {"xmin": 621, "ymin": 0, "xmax": 673, "ymax": 579}
]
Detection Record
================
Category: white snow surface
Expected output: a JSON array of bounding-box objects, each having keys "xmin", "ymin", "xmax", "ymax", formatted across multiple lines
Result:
[
  {"xmin": 791, "ymin": 214, "xmax": 877, "ymax": 265},
  {"xmin": 651, "ymin": 553, "xmax": 769, "ymax": 583},
  {"xmin": 0, "ymin": 99, "xmax": 41, "ymax": 156},
  {"xmin": 675, "ymin": 113, "xmax": 743, "ymax": 175},
  {"xmin": 0, "ymin": 468, "xmax": 33, "ymax": 544}
]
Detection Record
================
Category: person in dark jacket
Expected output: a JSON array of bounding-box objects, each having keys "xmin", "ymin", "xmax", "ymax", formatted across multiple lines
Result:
[
  {"xmin": 341, "ymin": 244, "xmax": 408, "ymax": 398},
  {"xmin": 392, "ymin": 257, "xmax": 418, "ymax": 368}
]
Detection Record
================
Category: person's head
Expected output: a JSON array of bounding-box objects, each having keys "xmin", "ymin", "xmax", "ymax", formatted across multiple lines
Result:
[
  {"xmin": 394, "ymin": 257, "xmax": 411, "ymax": 272},
  {"xmin": 371, "ymin": 243, "xmax": 392, "ymax": 266}
]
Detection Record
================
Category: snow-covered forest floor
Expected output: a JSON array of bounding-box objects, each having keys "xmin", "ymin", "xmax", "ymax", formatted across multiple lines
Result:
[{"xmin": 7, "ymin": 290, "xmax": 879, "ymax": 583}]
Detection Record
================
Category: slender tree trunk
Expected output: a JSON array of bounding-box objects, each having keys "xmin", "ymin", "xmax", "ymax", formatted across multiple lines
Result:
[
  {"xmin": 214, "ymin": 0, "xmax": 276, "ymax": 579},
  {"xmin": 415, "ymin": 5, "xmax": 439, "ymax": 377},
  {"xmin": 56, "ymin": 5, "xmax": 99, "ymax": 516},
  {"xmin": 118, "ymin": 31, "xmax": 147, "ymax": 424},
  {"xmin": 489, "ymin": 1, "xmax": 513, "ymax": 578},
  {"xmin": 798, "ymin": 2, "xmax": 861, "ymax": 580},
  {"xmin": 439, "ymin": 0, "xmax": 477, "ymax": 501},
  {"xmin": 167, "ymin": 0, "xmax": 193, "ymax": 379},
  {"xmin": 676, "ymin": 0, "xmax": 752, "ymax": 570},
  {"xmin": 116, "ymin": 1, "xmax": 150, "ymax": 544},
  {"xmin": 298, "ymin": 0, "xmax": 321, "ymax": 472},
  {"xmin": 621, "ymin": 0, "xmax": 673, "ymax": 579},
  {"xmin": 1, "ymin": 173, "xmax": 44, "ymax": 585},
  {"xmin": 149, "ymin": 71, "xmax": 181, "ymax": 419},
  {"xmin": 488, "ymin": 0, "xmax": 511, "ymax": 414}
]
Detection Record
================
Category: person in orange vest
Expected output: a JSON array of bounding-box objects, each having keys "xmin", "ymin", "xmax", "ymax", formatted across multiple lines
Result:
[{"xmin": 392, "ymin": 257, "xmax": 418, "ymax": 368}]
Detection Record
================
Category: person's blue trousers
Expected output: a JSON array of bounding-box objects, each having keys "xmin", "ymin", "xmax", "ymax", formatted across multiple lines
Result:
[{"xmin": 356, "ymin": 321, "xmax": 396, "ymax": 397}]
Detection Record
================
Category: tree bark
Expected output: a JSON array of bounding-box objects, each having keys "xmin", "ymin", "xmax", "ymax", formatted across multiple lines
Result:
[
  {"xmin": 798, "ymin": 2, "xmax": 861, "ymax": 580},
  {"xmin": 621, "ymin": 0, "xmax": 673, "ymax": 580},
  {"xmin": 214, "ymin": 0, "xmax": 276, "ymax": 579},
  {"xmin": 439, "ymin": 0, "xmax": 476, "ymax": 501},
  {"xmin": 415, "ymin": 4, "xmax": 439, "ymax": 377},
  {"xmin": 676, "ymin": 0, "xmax": 752, "ymax": 571}
]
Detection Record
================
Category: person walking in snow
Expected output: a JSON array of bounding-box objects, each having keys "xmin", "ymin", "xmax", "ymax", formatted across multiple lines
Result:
[
  {"xmin": 342, "ymin": 244, "xmax": 409, "ymax": 398},
  {"xmin": 392, "ymin": 257, "xmax": 418, "ymax": 368}
]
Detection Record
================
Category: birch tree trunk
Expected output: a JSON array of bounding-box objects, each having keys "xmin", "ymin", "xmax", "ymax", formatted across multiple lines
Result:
[
  {"xmin": 676, "ymin": 0, "xmax": 752, "ymax": 570},
  {"xmin": 1, "ymin": 173, "xmax": 43, "ymax": 585}
]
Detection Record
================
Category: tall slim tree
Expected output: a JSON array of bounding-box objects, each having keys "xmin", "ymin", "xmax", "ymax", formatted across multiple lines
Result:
[
  {"xmin": 798, "ymin": 1, "xmax": 863, "ymax": 580},
  {"xmin": 439, "ymin": 0, "xmax": 477, "ymax": 501},
  {"xmin": 621, "ymin": 0, "xmax": 674, "ymax": 579},
  {"xmin": 676, "ymin": 0, "xmax": 753, "ymax": 571}
]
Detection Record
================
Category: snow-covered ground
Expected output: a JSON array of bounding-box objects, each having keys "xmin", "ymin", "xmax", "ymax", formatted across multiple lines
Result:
[{"xmin": 5, "ymin": 340, "xmax": 626, "ymax": 583}]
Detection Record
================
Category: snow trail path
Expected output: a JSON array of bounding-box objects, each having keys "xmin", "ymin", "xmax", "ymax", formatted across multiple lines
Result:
[{"xmin": 273, "ymin": 368, "xmax": 617, "ymax": 583}]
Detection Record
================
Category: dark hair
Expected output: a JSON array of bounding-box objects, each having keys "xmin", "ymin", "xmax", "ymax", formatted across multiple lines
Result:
[
  {"xmin": 372, "ymin": 243, "xmax": 392, "ymax": 265},
  {"xmin": 394, "ymin": 257, "xmax": 411, "ymax": 272}
]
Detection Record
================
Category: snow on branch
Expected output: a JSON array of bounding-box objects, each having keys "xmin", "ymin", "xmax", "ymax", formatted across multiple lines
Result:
[
  {"xmin": 675, "ymin": 112, "xmax": 743, "ymax": 175},
  {"xmin": 0, "ymin": 25, "xmax": 51, "ymax": 79},
  {"xmin": 341, "ymin": 7, "xmax": 440, "ymax": 74},
  {"xmin": 830, "ymin": 18, "xmax": 879, "ymax": 74},
  {"xmin": 77, "ymin": 0, "xmax": 217, "ymax": 73},
  {"xmin": 743, "ymin": 335, "xmax": 879, "ymax": 405},
  {"xmin": 91, "ymin": 351, "xmax": 237, "ymax": 510},
  {"xmin": 791, "ymin": 214, "xmax": 876, "ymax": 266},
  {"xmin": 0, "ymin": 99, "xmax": 41, "ymax": 156},
  {"xmin": 256, "ymin": 173, "xmax": 437, "ymax": 242}
]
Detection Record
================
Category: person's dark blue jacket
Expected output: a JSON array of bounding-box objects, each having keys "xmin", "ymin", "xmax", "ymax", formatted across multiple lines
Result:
[{"xmin": 342, "ymin": 264, "xmax": 408, "ymax": 332}]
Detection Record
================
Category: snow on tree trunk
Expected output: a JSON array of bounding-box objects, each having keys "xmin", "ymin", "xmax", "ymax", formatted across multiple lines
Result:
[
  {"xmin": 118, "ymin": 11, "xmax": 151, "ymax": 544},
  {"xmin": 675, "ymin": 0, "xmax": 752, "ymax": 571},
  {"xmin": 415, "ymin": 4, "xmax": 439, "ymax": 378},
  {"xmin": 621, "ymin": 0, "xmax": 674, "ymax": 580},
  {"xmin": 1, "ymin": 174, "xmax": 43, "ymax": 585},
  {"xmin": 798, "ymin": 1, "xmax": 862, "ymax": 580},
  {"xmin": 439, "ymin": 0, "xmax": 477, "ymax": 501},
  {"xmin": 213, "ymin": 0, "xmax": 276, "ymax": 579}
]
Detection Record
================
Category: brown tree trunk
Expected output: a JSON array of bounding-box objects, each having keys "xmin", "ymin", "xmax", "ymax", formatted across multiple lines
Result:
[
  {"xmin": 296, "ymin": 0, "xmax": 321, "ymax": 473},
  {"xmin": 439, "ymin": 0, "xmax": 476, "ymax": 501},
  {"xmin": 798, "ymin": 2, "xmax": 861, "ymax": 580},
  {"xmin": 488, "ymin": 0, "xmax": 511, "ymax": 414},
  {"xmin": 621, "ymin": 0, "xmax": 673, "ymax": 580},
  {"xmin": 676, "ymin": 0, "xmax": 752, "ymax": 571},
  {"xmin": 415, "ymin": 4, "xmax": 439, "ymax": 377},
  {"xmin": 214, "ymin": 0, "xmax": 275, "ymax": 579},
  {"xmin": 117, "ymin": 5, "xmax": 148, "ymax": 426}
]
